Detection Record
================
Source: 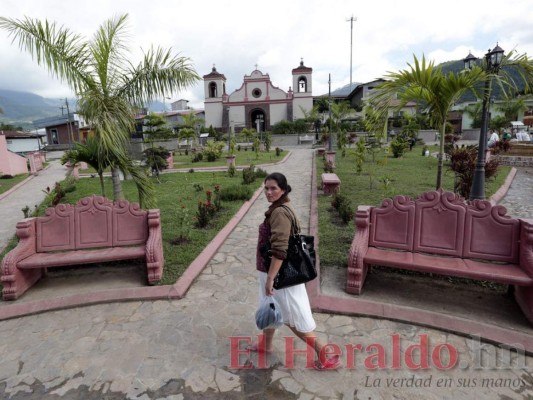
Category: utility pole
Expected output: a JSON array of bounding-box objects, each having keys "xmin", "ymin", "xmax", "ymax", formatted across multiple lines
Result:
[
  {"xmin": 346, "ymin": 15, "xmax": 357, "ymax": 93},
  {"xmin": 64, "ymin": 98, "xmax": 73, "ymax": 149}
]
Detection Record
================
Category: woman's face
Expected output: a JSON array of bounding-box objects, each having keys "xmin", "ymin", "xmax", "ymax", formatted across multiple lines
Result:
[{"xmin": 264, "ymin": 179, "xmax": 285, "ymax": 203}]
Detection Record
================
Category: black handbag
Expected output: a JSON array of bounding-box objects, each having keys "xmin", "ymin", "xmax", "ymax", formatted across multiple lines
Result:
[{"xmin": 260, "ymin": 205, "xmax": 317, "ymax": 289}]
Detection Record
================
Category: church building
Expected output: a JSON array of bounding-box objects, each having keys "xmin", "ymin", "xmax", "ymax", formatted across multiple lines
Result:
[{"xmin": 203, "ymin": 60, "xmax": 313, "ymax": 132}]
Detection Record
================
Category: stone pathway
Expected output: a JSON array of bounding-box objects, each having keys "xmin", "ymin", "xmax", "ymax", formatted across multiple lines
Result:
[
  {"xmin": 499, "ymin": 167, "xmax": 533, "ymax": 218},
  {"xmin": 0, "ymin": 149, "xmax": 532, "ymax": 399}
]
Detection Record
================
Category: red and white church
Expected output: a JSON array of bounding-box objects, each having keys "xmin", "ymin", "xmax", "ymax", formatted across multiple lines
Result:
[{"xmin": 203, "ymin": 60, "xmax": 313, "ymax": 132}]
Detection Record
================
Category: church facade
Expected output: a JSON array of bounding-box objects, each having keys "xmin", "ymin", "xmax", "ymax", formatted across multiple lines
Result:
[{"xmin": 203, "ymin": 60, "xmax": 313, "ymax": 132}]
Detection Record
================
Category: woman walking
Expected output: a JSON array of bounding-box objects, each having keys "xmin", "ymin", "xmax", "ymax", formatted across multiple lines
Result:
[{"xmin": 251, "ymin": 172, "xmax": 340, "ymax": 370}]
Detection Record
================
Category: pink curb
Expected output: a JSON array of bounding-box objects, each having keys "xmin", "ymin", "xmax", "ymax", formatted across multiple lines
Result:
[
  {"xmin": 307, "ymin": 153, "xmax": 533, "ymax": 354},
  {"xmin": 0, "ymin": 174, "xmax": 35, "ymax": 202},
  {"xmin": 489, "ymin": 167, "xmax": 517, "ymax": 205}
]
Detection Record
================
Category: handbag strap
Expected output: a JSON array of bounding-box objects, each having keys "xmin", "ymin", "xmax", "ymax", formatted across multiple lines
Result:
[{"xmin": 279, "ymin": 205, "xmax": 301, "ymax": 235}]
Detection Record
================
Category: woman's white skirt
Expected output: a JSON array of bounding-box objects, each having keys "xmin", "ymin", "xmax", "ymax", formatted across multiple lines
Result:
[{"xmin": 258, "ymin": 271, "xmax": 316, "ymax": 333}]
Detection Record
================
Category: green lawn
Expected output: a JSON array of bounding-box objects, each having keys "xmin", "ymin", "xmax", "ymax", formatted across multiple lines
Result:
[
  {"xmin": 171, "ymin": 149, "xmax": 287, "ymax": 169},
  {"xmin": 0, "ymin": 171, "xmax": 263, "ymax": 286},
  {"xmin": 79, "ymin": 150, "xmax": 287, "ymax": 174},
  {"xmin": 316, "ymin": 145, "xmax": 512, "ymax": 269},
  {"xmin": 0, "ymin": 173, "xmax": 30, "ymax": 196}
]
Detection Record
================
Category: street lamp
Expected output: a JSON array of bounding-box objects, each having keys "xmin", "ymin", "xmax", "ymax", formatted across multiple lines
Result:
[{"xmin": 464, "ymin": 43, "xmax": 504, "ymax": 200}]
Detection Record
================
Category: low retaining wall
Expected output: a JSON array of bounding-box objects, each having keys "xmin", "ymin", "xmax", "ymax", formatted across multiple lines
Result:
[{"xmin": 493, "ymin": 155, "xmax": 533, "ymax": 167}]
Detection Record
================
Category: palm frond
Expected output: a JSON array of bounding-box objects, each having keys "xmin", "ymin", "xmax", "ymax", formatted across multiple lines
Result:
[
  {"xmin": 0, "ymin": 16, "xmax": 91, "ymax": 93},
  {"xmin": 118, "ymin": 46, "xmax": 200, "ymax": 104}
]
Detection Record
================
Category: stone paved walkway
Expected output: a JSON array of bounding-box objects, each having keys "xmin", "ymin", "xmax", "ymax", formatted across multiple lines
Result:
[{"xmin": 0, "ymin": 149, "xmax": 532, "ymax": 399}]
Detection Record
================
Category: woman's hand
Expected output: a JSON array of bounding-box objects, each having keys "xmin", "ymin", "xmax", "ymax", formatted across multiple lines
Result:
[
  {"xmin": 265, "ymin": 257, "xmax": 283, "ymax": 296},
  {"xmin": 265, "ymin": 276, "xmax": 275, "ymax": 296}
]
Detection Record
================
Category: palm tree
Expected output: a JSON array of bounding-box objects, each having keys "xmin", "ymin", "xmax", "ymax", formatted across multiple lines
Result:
[
  {"xmin": 60, "ymin": 136, "xmax": 108, "ymax": 196},
  {"xmin": 0, "ymin": 14, "xmax": 199, "ymax": 207},
  {"xmin": 370, "ymin": 56, "xmax": 490, "ymax": 189},
  {"xmin": 497, "ymin": 98, "xmax": 526, "ymax": 123},
  {"xmin": 178, "ymin": 127, "xmax": 196, "ymax": 150}
]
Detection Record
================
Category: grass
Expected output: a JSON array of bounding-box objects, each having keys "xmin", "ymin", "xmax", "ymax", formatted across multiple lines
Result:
[
  {"xmin": 0, "ymin": 173, "xmax": 30, "ymax": 195},
  {"xmin": 0, "ymin": 171, "xmax": 263, "ymax": 287},
  {"xmin": 79, "ymin": 150, "xmax": 287, "ymax": 174},
  {"xmin": 316, "ymin": 145, "xmax": 512, "ymax": 269},
  {"xmin": 171, "ymin": 149, "xmax": 287, "ymax": 169}
]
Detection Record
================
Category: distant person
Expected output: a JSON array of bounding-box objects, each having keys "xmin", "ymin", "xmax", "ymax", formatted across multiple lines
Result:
[
  {"xmin": 516, "ymin": 130, "xmax": 530, "ymax": 141},
  {"xmin": 502, "ymin": 131, "xmax": 512, "ymax": 142},
  {"xmin": 487, "ymin": 129, "xmax": 499, "ymax": 148}
]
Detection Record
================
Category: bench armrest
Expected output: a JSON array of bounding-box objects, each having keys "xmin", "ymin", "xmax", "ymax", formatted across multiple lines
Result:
[
  {"xmin": 146, "ymin": 209, "xmax": 164, "ymax": 283},
  {"xmin": 1, "ymin": 218, "xmax": 41, "ymax": 300},
  {"xmin": 1, "ymin": 219, "xmax": 37, "ymax": 275},
  {"xmin": 347, "ymin": 205, "xmax": 372, "ymax": 294},
  {"xmin": 520, "ymin": 219, "xmax": 533, "ymax": 277}
]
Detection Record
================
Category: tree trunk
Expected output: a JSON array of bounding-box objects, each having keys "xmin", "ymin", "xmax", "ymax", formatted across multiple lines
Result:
[
  {"xmin": 435, "ymin": 122, "xmax": 446, "ymax": 190},
  {"xmin": 111, "ymin": 167, "xmax": 125, "ymax": 201},
  {"xmin": 98, "ymin": 172, "xmax": 106, "ymax": 197}
]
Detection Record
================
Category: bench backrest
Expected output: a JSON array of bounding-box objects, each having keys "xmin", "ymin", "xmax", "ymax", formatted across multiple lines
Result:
[
  {"xmin": 368, "ymin": 189, "xmax": 520, "ymax": 263},
  {"xmin": 35, "ymin": 195, "xmax": 148, "ymax": 252}
]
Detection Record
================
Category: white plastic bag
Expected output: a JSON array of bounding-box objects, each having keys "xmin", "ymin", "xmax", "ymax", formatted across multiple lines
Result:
[{"xmin": 255, "ymin": 296, "xmax": 283, "ymax": 330}]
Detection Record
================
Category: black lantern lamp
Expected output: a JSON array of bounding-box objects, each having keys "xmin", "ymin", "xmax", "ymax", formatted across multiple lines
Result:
[
  {"xmin": 488, "ymin": 43, "xmax": 504, "ymax": 69},
  {"xmin": 464, "ymin": 51, "xmax": 477, "ymax": 70},
  {"xmin": 464, "ymin": 43, "xmax": 505, "ymax": 200}
]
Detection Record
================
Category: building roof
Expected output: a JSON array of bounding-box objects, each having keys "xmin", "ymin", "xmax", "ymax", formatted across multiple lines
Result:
[
  {"xmin": 292, "ymin": 59, "xmax": 312, "ymax": 74},
  {"xmin": 203, "ymin": 65, "xmax": 227, "ymax": 80},
  {"xmin": 0, "ymin": 130, "xmax": 44, "ymax": 138}
]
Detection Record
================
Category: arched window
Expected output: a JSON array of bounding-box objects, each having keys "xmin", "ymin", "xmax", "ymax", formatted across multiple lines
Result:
[
  {"xmin": 209, "ymin": 82, "xmax": 217, "ymax": 97},
  {"xmin": 298, "ymin": 76, "xmax": 307, "ymax": 92}
]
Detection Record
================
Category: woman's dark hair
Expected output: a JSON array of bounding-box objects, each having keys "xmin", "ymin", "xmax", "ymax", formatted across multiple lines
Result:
[{"xmin": 264, "ymin": 172, "xmax": 292, "ymax": 194}]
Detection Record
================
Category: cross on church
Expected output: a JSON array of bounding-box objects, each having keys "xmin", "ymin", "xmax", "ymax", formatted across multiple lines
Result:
[{"xmin": 254, "ymin": 63, "xmax": 258, "ymax": 70}]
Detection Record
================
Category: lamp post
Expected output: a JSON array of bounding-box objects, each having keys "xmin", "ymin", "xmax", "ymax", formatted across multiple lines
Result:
[
  {"xmin": 328, "ymin": 73, "xmax": 333, "ymax": 151},
  {"xmin": 464, "ymin": 44, "xmax": 504, "ymax": 200}
]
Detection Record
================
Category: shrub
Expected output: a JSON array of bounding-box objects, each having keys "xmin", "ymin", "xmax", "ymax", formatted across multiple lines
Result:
[
  {"xmin": 195, "ymin": 190, "xmax": 217, "ymax": 228},
  {"xmin": 338, "ymin": 201, "xmax": 354, "ymax": 224},
  {"xmin": 331, "ymin": 193, "xmax": 349, "ymax": 210},
  {"xmin": 175, "ymin": 204, "xmax": 193, "ymax": 241},
  {"xmin": 490, "ymin": 140, "xmax": 511, "ymax": 155},
  {"xmin": 203, "ymin": 141, "xmax": 225, "ymax": 161},
  {"xmin": 271, "ymin": 120, "xmax": 294, "ymax": 134},
  {"xmin": 142, "ymin": 146, "xmax": 170, "ymax": 170},
  {"xmin": 264, "ymin": 133, "xmax": 272, "ymax": 152},
  {"xmin": 331, "ymin": 193, "xmax": 354, "ymax": 224},
  {"xmin": 447, "ymin": 144, "xmax": 500, "ymax": 199},
  {"xmin": 227, "ymin": 164, "xmax": 236, "ymax": 177},
  {"xmin": 214, "ymin": 185, "xmax": 222, "ymax": 211},
  {"xmin": 0, "ymin": 174, "xmax": 14, "ymax": 179},
  {"xmin": 191, "ymin": 152, "xmax": 203, "ymax": 163},
  {"xmin": 219, "ymin": 185, "xmax": 253, "ymax": 201},
  {"xmin": 193, "ymin": 183, "xmax": 203, "ymax": 192},
  {"xmin": 390, "ymin": 137, "xmax": 408, "ymax": 158},
  {"xmin": 275, "ymin": 147, "xmax": 281, "ymax": 157},
  {"xmin": 242, "ymin": 165, "xmax": 257, "ymax": 185},
  {"xmin": 323, "ymin": 160, "xmax": 334, "ymax": 173},
  {"xmin": 255, "ymin": 167, "xmax": 268, "ymax": 179}
]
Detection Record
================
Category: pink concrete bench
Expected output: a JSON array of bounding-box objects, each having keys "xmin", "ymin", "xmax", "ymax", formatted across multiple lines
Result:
[
  {"xmin": 347, "ymin": 189, "xmax": 533, "ymax": 323},
  {"xmin": 1, "ymin": 195, "xmax": 164, "ymax": 300},
  {"xmin": 321, "ymin": 173, "xmax": 341, "ymax": 195}
]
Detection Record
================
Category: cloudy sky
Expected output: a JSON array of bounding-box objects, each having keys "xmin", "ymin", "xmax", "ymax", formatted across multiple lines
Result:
[{"xmin": 1, "ymin": 0, "xmax": 532, "ymax": 109}]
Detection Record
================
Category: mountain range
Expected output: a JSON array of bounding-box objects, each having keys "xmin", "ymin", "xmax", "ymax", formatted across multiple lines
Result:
[
  {"xmin": 0, "ymin": 89, "xmax": 73, "ymax": 129},
  {"xmin": 0, "ymin": 89, "xmax": 165, "ymax": 130}
]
